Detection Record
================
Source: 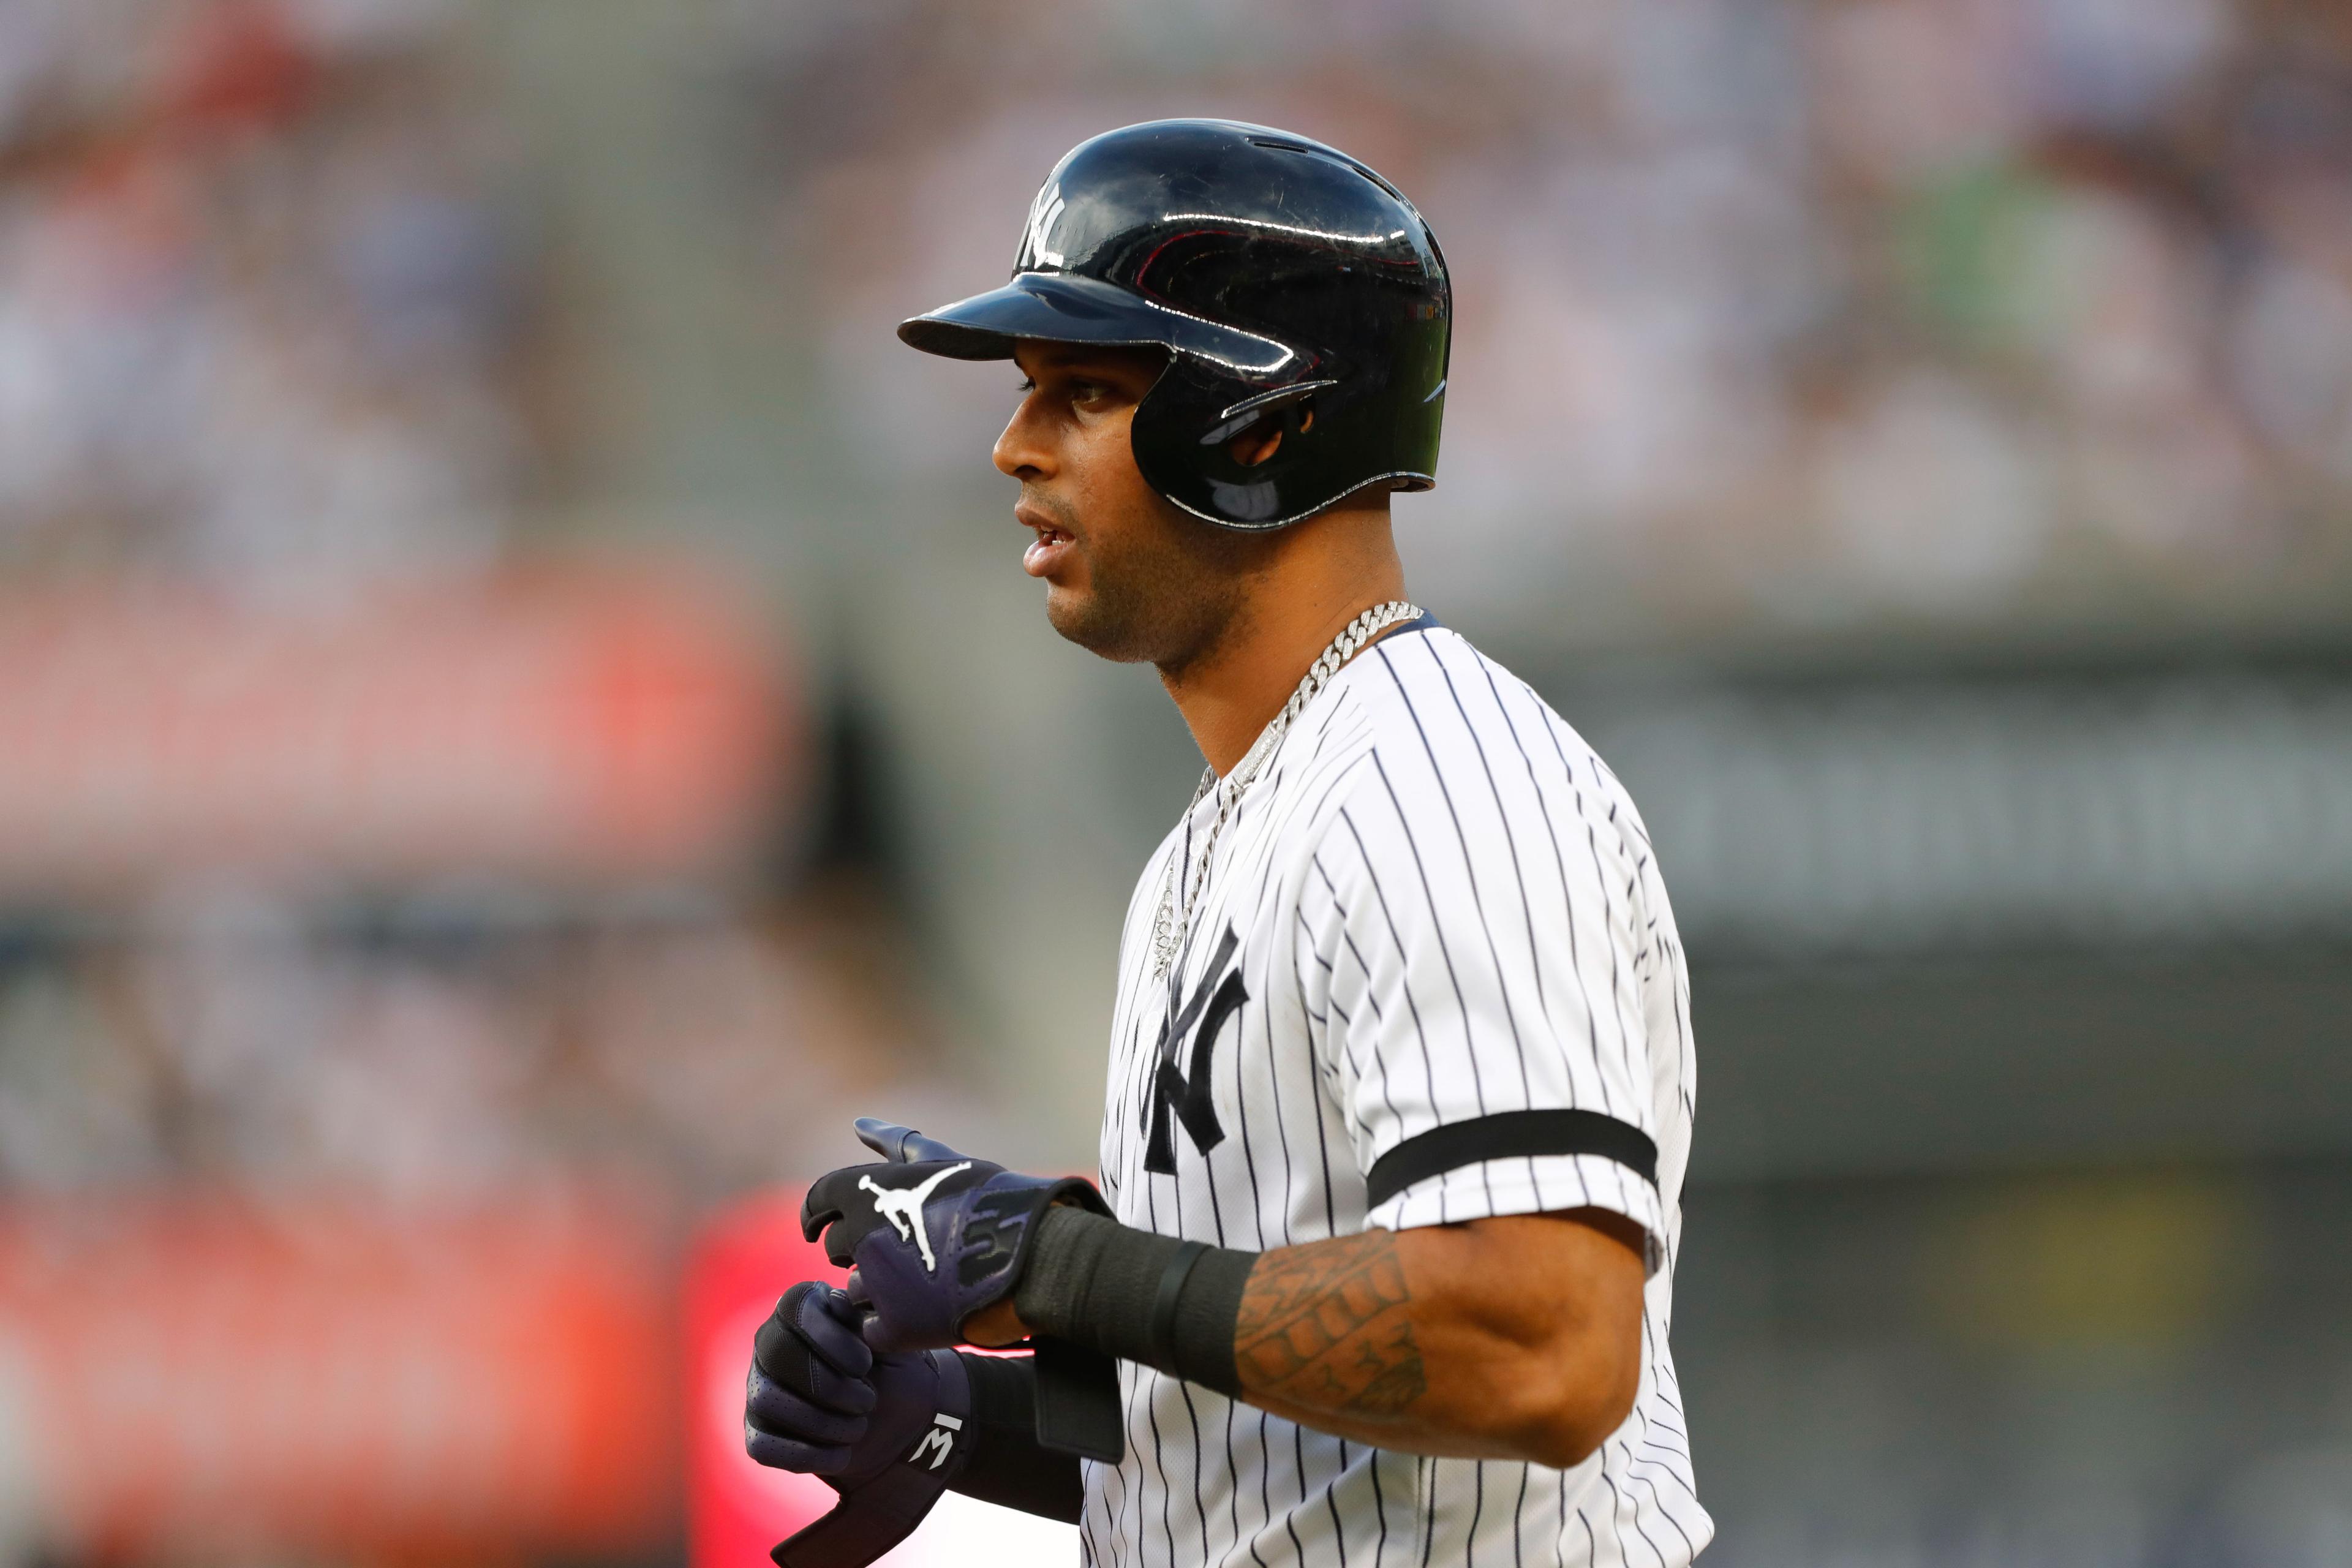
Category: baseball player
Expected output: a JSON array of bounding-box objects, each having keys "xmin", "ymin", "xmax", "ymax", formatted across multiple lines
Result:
[{"xmin": 747, "ymin": 120, "xmax": 1710, "ymax": 1568}]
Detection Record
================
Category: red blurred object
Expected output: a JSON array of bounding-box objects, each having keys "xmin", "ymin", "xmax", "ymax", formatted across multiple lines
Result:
[
  {"xmin": 164, "ymin": 0, "xmax": 318, "ymax": 134},
  {"xmin": 0, "ymin": 567, "xmax": 793, "ymax": 895},
  {"xmin": 684, "ymin": 1191, "xmax": 846, "ymax": 1568},
  {"xmin": 0, "ymin": 1193, "xmax": 677, "ymax": 1561}
]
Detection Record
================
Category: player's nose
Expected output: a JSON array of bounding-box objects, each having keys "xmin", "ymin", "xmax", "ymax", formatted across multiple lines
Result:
[{"xmin": 993, "ymin": 388, "xmax": 1057, "ymax": 481}]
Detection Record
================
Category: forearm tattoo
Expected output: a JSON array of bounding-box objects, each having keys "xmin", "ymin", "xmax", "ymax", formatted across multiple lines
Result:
[{"xmin": 1232, "ymin": 1231, "xmax": 1426, "ymax": 1417}]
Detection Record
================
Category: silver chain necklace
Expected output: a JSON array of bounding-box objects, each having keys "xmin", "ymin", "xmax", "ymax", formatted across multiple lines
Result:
[{"xmin": 1150, "ymin": 600, "xmax": 1423, "ymax": 980}]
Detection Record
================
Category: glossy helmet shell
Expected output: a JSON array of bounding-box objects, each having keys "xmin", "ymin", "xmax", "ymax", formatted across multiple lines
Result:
[{"xmin": 897, "ymin": 119, "xmax": 1450, "ymax": 530}]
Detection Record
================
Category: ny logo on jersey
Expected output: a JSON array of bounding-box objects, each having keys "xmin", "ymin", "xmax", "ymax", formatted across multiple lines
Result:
[{"xmin": 1144, "ymin": 926, "xmax": 1249, "ymax": 1174}]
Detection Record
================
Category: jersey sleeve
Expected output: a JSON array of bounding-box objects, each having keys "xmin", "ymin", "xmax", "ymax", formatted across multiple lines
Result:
[{"xmin": 1294, "ymin": 718, "xmax": 1667, "ymax": 1272}]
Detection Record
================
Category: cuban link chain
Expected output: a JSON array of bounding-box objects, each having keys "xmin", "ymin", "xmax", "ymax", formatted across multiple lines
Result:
[{"xmin": 1149, "ymin": 600, "xmax": 1423, "ymax": 981}]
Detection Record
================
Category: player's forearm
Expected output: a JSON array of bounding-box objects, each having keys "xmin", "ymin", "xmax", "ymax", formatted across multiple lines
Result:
[
  {"xmin": 1229, "ymin": 1217, "xmax": 1642, "ymax": 1468},
  {"xmin": 1006, "ymin": 1207, "xmax": 1645, "ymax": 1469}
]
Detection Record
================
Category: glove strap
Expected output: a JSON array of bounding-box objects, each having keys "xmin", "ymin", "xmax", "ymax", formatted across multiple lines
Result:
[
  {"xmin": 1023, "ymin": 1182, "xmax": 1125, "ymax": 1464},
  {"xmin": 770, "ymin": 1351, "xmax": 973, "ymax": 1568},
  {"xmin": 1032, "ymin": 1335, "xmax": 1124, "ymax": 1462}
]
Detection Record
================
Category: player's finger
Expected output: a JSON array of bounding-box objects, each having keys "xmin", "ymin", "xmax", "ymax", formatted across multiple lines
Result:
[
  {"xmin": 758, "ymin": 1281, "xmax": 873, "ymax": 1382},
  {"xmin": 793, "ymin": 1284, "xmax": 878, "ymax": 1382},
  {"xmin": 748, "ymin": 1334, "xmax": 876, "ymax": 1416},
  {"xmin": 746, "ymin": 1370, "xmax": 871, "ymax": 1446},
  {"xmin": 853, "ymin": 1117, "xmax": 969, "ymax": 1164},
  {"xmin": 859, "ymin": 1308, "xmax": 934, "ymax": 1355},
  {"xmin": 745, "ymin": 1422, "xmax": 853, "ymax": 1476},
  {"xmin": 754, "ymin": 1287, "xmax": 876, "ymax": 1409},
  {"xmin": 799, "ymin": 1170, "xmax": 859, "ymax": 1245}
]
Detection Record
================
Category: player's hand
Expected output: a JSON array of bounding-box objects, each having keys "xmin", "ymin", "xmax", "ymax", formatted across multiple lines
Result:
[
  {"xmin": 800, "ymin": 1118, "xmax": 1108, "ymax": 1351},
  {"xmin": 745, "ymin": 1281, "xmax": 960, "ymax": 1482},
  {"xmin": 959, "ymin": 1298, "xmax": 1031, "ymax": 1348}
]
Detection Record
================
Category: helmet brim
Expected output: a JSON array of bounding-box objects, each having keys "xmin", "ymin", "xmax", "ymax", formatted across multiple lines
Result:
[{"xmin": 897, "ymin": 272, "xmax": 1297, "ymax": 379}]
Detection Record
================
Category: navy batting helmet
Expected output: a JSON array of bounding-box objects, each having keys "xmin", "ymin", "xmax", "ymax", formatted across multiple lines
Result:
[{"xmin": 897, "ymin": 119, "xmax": 1451, "ymax": 530}]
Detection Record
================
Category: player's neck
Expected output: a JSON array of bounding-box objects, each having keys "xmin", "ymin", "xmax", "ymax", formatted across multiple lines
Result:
[{"xmin": 1157, "ymin": 500, "xmax": 1408, "ymax": 777}]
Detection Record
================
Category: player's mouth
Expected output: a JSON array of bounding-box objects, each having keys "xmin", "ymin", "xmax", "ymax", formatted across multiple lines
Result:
[{"xmin": 1017, "ymin": 503, "xmax": 1077, "ymax": 578}]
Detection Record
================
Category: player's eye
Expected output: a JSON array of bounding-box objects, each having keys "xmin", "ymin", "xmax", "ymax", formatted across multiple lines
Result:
[{"xmin": 1014, "ymin": 377, "xmax": 1036, "ymax": 393}]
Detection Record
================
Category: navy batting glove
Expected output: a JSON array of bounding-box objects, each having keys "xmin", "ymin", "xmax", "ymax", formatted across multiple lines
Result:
[
  {"xmin": 800, "ymin": 1120, "xmax": 1110, "ymax": 1352},
  {"xmin": 746, "ymin": 1282, "xmax": 980, "ymax": 1568},
  {"xmin": 745, "ymin": 1282, "xmax": 880, "ymax": 1474},
  {"xmin": 746, "ymin": 1282, "xmax": 968, "ymax": 1482}
]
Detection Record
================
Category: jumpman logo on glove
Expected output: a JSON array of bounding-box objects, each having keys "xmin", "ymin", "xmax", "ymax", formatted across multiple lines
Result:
[
  {"xmin": 802, "ymin": 1118, "xmax": 1113, "ymax": 1354},
  {"xmin": 857, "ymin": 1163, "xmax": 971, "ymax": 1272}
]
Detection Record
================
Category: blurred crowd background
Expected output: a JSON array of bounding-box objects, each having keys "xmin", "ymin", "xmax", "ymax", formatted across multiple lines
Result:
[{"xmin": 0, "ymin": 1, "xmax": 2345, "ymax": 1565}]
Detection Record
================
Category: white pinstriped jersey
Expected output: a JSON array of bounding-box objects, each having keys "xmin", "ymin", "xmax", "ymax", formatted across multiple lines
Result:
[{"xmin": 1082, "ymin": 621, "xmax": 1709, "ymax": 1568}]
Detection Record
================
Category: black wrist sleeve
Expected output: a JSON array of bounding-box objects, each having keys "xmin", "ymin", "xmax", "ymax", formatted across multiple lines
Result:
[
  {"xmin": 1012, "ymin": 1206, "xmax": 1257, "ymax": 1397},
  {"xmin": 948, "ymin": 1352, "xmax": 1085, "ymax": 1522}
]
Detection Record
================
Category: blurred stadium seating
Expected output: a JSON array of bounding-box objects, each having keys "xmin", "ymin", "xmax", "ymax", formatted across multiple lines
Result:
[{"xmin": 0, "ymin": 1, "xmax": 2343, "ymax": 1564}]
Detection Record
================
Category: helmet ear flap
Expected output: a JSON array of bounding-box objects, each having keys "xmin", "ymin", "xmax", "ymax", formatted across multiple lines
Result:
[
  {"xmin": 1226, "ymin": 396, "xmax": 1316, "ymax": 470},
  {"xmin": 1197, "ymin": 380, "xmax": 1335, "ymax": 451},
  {"xmin": 1132, "ymin": 360, "xmax": 1349, "ymax": 530}
]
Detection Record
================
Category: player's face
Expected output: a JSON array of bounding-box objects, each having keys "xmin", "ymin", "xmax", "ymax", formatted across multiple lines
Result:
[{"xmin": 995, "ymin": 342, "xmax": 1259, "ymax": 669}]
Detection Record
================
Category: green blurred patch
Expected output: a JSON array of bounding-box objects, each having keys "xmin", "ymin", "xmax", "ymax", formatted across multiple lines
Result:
[
  {"xmin": 1923, "ymin": 1170, "xmax": 2252, "ymax": 1351},
  {"xmin": 1891, "ymin": 160, "xmax": 2073, "ymax": 355}
]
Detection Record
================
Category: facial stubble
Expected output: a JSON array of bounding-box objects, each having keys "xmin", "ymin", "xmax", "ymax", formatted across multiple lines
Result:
[{"xmin": 1044, "ymin": 496, "xmax": 1266, "ymax": 679}]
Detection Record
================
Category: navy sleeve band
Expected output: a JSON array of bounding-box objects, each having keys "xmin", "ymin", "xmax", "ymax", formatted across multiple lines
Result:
[
  {"xmin": 1150, "ymin": 1240, "xmax": 1210, "ymax": 1372},
  {"xmin": 1365, "ymin": 1109, "xmax": 1659, "ymax": 1209},
  {"xmin": 1015, "ymin": 1207, "xmax": 1253, "ymax": 1397}
]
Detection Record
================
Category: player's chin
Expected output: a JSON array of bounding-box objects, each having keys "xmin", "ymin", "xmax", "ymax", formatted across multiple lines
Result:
[
  {"xmin": 1042, "ymin": 582, "xmax": 1104, "ymax": 646},
  {"xmin": 1043, "ymin": 584, "xmax": 1151, "ymax": 663}
]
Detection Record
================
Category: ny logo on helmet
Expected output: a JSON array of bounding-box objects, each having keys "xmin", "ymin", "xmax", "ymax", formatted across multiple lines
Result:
[{"xmin": 1021, "ymin": 181, "xmax": 1067, "ymax": 270}]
